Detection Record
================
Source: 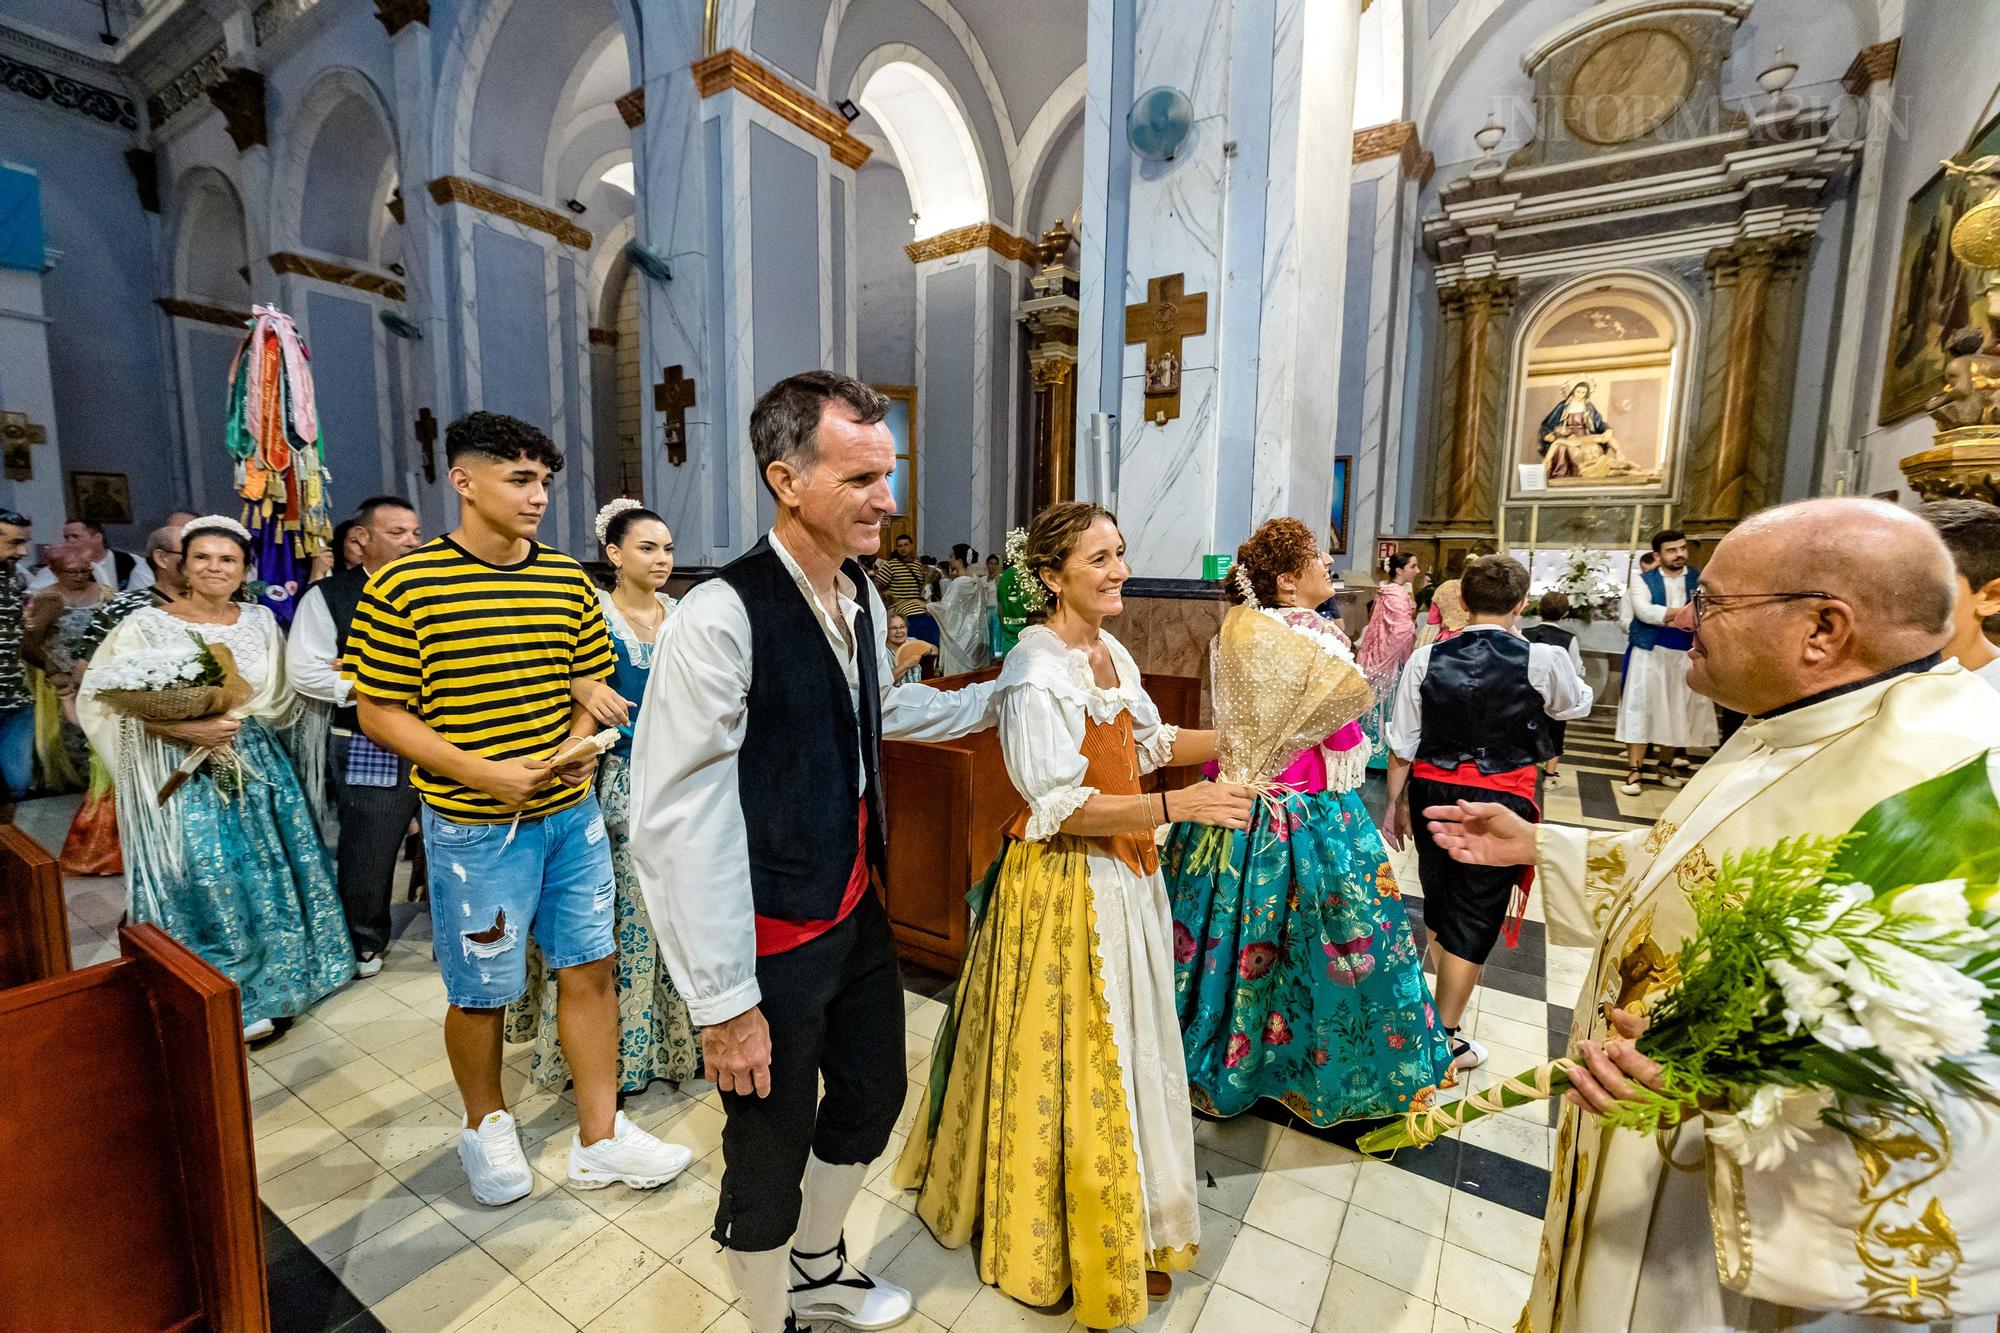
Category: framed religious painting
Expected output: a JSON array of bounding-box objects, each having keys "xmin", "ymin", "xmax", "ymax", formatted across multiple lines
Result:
[
  {"xmin": 68, "ymin": 471, "xmax": 131, "ymax": 525},
  {"xmin": 1877, "ymin": 108, "xmax": 2000, "ymax": 424},
  {"xmin": 1329, "ymin": 456, "xmax": 1352, "ymax": 555},
  {"xmin": 1506, "ymin": 274, "xmax": 1690, "ymax": 501}
]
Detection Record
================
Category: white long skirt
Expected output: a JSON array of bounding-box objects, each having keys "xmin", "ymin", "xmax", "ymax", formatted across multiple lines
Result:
[{"xmin": 1616, "ymin": 645, "xmax": 1719, "ymax": 748}]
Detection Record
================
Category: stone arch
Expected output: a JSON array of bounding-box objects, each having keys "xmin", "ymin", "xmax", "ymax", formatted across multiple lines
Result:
[
  {"xmin": 433, "ymin": 0, "xmax": 640, "ymax": 198},
  {"xmin": 819, "ymin": 0, "xmax": 1014, "ymax": 160},
  {"xmin": 273, "ymin": 67, "xmax": 399, "ymax": 264},
  {"xmin": 1011, "ymin": 65, "xmax": 1085, "ymax": 229},
  {"xmin": 851, "ymin": 47, "xmax": 990, "ymax": 237},
  {"xmin": 170, "ymin": 166, "xmax": 252, "ymax": 306}
]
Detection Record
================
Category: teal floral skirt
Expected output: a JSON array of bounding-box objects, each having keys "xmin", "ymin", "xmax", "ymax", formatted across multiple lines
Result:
[
  {"xmin": 130, "ymin": 719, "xmax": 354, "ymax": 1025},
  {"xmin": 507, "ymin": 755, "xmax": 700, "ymax": 1092},
  {"xmin": 1164, "ymin": 789, "xmax": 1449, "ymax": 1126}
]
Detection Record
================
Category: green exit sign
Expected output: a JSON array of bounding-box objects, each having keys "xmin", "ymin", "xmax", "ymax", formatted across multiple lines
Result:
[{"xmin": 1202, "ymin": 553, "xmax": 1233, "ymax": 581}]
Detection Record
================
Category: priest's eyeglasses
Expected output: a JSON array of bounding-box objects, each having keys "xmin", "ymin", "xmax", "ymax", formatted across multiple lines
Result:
[{"xmin": 1689, "ymin": 589, "xmax": 1838, "ymax": 624}]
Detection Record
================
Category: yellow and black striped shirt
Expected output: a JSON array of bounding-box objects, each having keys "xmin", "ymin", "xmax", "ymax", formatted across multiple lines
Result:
[{"xmin": 343, "ymin": 538, "xmax": 613, "ymax": 822}]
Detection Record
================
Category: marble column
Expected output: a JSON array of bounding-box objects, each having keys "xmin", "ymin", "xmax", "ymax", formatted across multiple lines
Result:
[
  {"xmin": 1689, "ymin": 232, "xmax": 1811, "ymax": 526},
  {"xmin": 1077, "ymin": 0, "xmax": 1364, "ymax": 577},
  {"xmin": 1818, "ymin": 41, "xmax": 1901, "ymax": 494},
  {"xmin": 385, "ymin": 11, "xmax": 452, "ymax": 531},
  {"xmin": 1420, "ymin": 275, "xmax": 1516, "ymax": 531}
]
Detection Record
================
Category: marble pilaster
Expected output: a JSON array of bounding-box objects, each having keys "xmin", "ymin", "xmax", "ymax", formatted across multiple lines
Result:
[
  {"xmin": 387, "ymin": 14, "xmax": 453, "ymax": 532},
  {"xmin": 1818, "ymin": 45, "xmax": 1900, "ymax": 494}
]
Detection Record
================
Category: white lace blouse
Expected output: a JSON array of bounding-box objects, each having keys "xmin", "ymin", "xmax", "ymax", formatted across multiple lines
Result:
[{"xmin": 997, "ymin": 625, "xmax": 1180, "ymax": 840}]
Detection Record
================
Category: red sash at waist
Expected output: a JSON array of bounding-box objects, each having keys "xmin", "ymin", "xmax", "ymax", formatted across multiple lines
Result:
[
  {"xmin": 755, "ymin": 801, "xmax": 870, "ymax": 956},
  {"xmin": 1411, "ymin": 760, "xmax": 1539, "ymax": 948}
]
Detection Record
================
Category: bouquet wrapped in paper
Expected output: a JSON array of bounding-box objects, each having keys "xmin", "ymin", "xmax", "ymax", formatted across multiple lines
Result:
[
  {"xmin": 1184, "ymin": 606, "xmax": 1375, "ymax": 868},
  {"xmin": 90, "ymin": 631, "xmax": 253, "ymax": 802}
]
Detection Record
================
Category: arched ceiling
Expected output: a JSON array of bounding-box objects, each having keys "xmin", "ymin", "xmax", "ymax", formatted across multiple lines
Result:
[
  {"xmin": 299, "ymin": 95, "xmax": 397, "ymax": 264},
  {"xmin": 467, "ymin": 0, "xmax": 627, "ymax": 197},
  {"xmin": 860, "ymin": 59, "xmax": 988, "ymax": 238}
]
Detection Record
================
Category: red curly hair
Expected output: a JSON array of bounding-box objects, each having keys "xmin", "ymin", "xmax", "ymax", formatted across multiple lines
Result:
[{"xmin": 1230, "ymin": 517, "xmax": 1320, "ymax": 607}]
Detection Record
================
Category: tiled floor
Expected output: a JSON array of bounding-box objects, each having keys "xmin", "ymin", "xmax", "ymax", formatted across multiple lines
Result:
[{"xmin": 33, "ymin": 709, "xmax": 1692, "ymax": 1333}]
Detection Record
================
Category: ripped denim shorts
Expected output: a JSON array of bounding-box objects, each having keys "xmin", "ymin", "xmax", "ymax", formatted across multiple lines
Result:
[{"xmin": 420, "ymin": 798, "xmax": 616, "ymax": 1009}]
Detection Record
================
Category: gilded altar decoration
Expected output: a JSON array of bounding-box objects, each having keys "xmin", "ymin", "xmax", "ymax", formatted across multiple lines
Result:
[
  {"xmin": 1900, "ymin": 145, "xmax": 2000, "ymax": 504},
  {"xmin": 1509, "ymin": 277, "xmax": 1681, "ymax": 498}
]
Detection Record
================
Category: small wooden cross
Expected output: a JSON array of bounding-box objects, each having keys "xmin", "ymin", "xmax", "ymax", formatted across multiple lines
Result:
[
  {"xmin": 414, "ymin": 407, "xmax": 438, "ymax": 483},
  {"xmin": 654, "ymin": 365, "xmax": 698, "ymax": 467},
  {"xmin": 0, "ymin": 410, "xmax": 46, "ymax": 481},
  {"xmin": 1123, "ymin": 273, "xmax": 1208, "ymax": 425}
]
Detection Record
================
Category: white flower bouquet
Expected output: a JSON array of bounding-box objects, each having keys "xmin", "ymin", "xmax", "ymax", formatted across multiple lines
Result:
[
  {"xmin": 92, "ymin": 631, "xmax": 244, "ymax": 723},
  {"xmin": 1357, "ymin": 834, "xmax": 2000, "ymax": 1163},
  {"xmin": 1530, "ymin": 546, "xmax": 1625, "ymax": 623}
]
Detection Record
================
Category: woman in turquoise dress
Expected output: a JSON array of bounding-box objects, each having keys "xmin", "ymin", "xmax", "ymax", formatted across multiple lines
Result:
[
  {"xmin": 508, "ymin": 500, "xmax": 700, "ymax": 1092},
  {"xmin": 78, "ymin": 517, "xmax": 353, "ymax": 1040},
  {"xmin": 1165, "ymin": 517, "xmax": 1449, "ymax": 1125}
]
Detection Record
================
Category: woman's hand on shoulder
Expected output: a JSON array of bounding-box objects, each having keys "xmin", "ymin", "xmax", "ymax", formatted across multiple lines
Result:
[{"xmin": 572, "ymin": 676, "xmax": 632, "ymax": 727}]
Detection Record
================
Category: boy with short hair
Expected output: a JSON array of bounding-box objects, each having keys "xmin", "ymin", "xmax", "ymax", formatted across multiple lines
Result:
[
  {"xmin": 1919, "ymin": 499, "xmax": 2000, "ymax": 690},
  {"xmin": 1384, "ymin": 555, "xmax": 1594, "ymax": 1069},
  {"xmin": 344, "ymin": 411, "xmax": 690, "ymax": 1205}
]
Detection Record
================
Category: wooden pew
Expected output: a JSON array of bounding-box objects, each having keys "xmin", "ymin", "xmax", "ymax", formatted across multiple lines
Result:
[
  {"xmin": 0, "ymin": 824, "xmax": 70, "ymax": 990},
  {"xmin": 881, "ymin": 667, "xmax": 1200, "ymax": 973},
  {"xmin": 0, "ymin": 923, "xmax": 266, "ymax": 1331}
]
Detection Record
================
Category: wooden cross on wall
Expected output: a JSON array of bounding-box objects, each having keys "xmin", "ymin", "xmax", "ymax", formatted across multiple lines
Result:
[
  {"xmin": 1124, "ymin": 273, "xmax": 1208, "ymax": 425},
  {"xmin": 414, "ymin": 408, "xmax": 438, "ymax": 483},
  {"xmin": 654, "ymin": 365, "xmax": 697, "ymax": 467},
  {"xmin": 0, "ymin": 411, "xmax": 47, "ymax": 481}
]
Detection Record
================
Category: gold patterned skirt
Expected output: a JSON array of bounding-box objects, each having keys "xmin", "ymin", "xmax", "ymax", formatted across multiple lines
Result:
[{"xmin": 895, "ymin": 837, "xmax": 1199, "ymax": 1329}]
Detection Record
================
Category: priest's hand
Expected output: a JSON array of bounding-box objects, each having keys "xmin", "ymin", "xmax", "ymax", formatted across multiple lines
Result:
[
  {"xmin": 1564, "ymin": 1009, "xmax": 1665, "ymax": 1115},
  {"xmin": 704, "ymin": 1006, "xmax": 774, "ymax": 1098},
  {"xmin": 1421, "ymin": 800, "xmax": 1535, "ymax": 866}
]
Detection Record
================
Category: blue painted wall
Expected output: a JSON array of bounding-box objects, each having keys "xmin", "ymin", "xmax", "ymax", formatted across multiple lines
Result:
[
  {"xmin": 749, "ymin": 125, "xmax": 822, "ymax": 389},
  {"xmin": 829, "ymin": 174, "xmax": 847, "ymax": 373},
  {"xmin": 921, "ymin": 263, "xmax": 975, "ymax": 547},
  {"xmin": 1334, "ymin": 178, "xmax": 1378, "ymax": 474},
  {"xmin": 0, "ymin": 102, "xmax": 181, "ymax": 544},
  {"xmin": 305, "ymin": 290, "xmax": 382, "ymax": 518},
  {"xmin": 471, "ymin": 224, "xmax": 553, "ymax": 430},
  {"xmin": 856, "ymin": 160, "xmax": 915, "ymax": 385},
  {"xmin": 703, "ymin": 115, "xmax": 732, "ymax": 550},
  {"xmin": 184, "ymin": 326, "xmax": 243, "ymax": 518}
]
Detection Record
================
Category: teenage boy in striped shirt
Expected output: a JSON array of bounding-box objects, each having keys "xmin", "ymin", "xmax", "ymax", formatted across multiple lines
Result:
[{"xmin": 344, "ymin": 411, "xmax": 691, "ymax": 1206}]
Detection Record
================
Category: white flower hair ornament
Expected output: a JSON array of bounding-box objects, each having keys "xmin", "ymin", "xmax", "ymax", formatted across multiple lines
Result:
[
  {"xmin": 594, "ymin": 497, "xmax": 645, "ymax": 546},
  {"xmin": 1231, "ymin": 562, "xmax": 1260, "ymax": 609},
  {"xmin": 1004, "ymin": 527, "xmax": 1048, "ymax": 613},
  {"xmin": 181, "ymin": 515, "xmax": 254, "ymax": 544}
]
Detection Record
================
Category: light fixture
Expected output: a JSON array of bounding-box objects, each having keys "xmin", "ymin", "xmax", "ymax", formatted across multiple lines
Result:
[
  {"xmin": 1473, "ymin": 119, "xmax": 1505, "ymax": 157},
  {"xmin": 387, "ymin": 262, "xmax": 405, "ymax": 276},
  {"xmin": 837, "ymin": 98, "xmax": 860, "ymax": 122},
  {"xmin": 563, "ymin": 198, "xmax": 586, "ymax": 215}
]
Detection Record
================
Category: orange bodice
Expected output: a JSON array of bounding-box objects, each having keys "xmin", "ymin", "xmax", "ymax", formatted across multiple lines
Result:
[{"xmin": 1004, "ymin": 709, "xmax": 1159, "ymax": 876}]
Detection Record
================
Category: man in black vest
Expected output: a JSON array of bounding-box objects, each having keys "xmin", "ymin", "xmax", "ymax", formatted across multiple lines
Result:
[
  {"xmin": 631, "ymin": 372, "xmax": 999, "ymax": 1333},
  {"xmin": 1382, "ymin": 555, "xmax": 1593, "ymax": 1071},
  {"xmin": 286, "ymin": 496, "xmax": 424, "ymax": 974}
]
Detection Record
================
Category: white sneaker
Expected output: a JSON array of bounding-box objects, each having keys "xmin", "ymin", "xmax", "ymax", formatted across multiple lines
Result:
[
  {"xmin": 568, "ymin": 1111, "xmax": 693, "ymax": 1191},
  {"xmin": 355, "ymin": 952, "xmax": 384, "ymax": 978},
  {"xmin": 460, "ymin": 1110, "xmax": 534, "ymax": 1206},
  {"xmin": 790, "ymin": 1238, "xmax": 914, "ymax": 1330},
  {"xmin": 1450, "ymin": 1034, "xmax": 1488, "ymax": 1071},
  {"xmin": 242, "ymin": 1018, "xmax": 274, "ymax": 1041}
]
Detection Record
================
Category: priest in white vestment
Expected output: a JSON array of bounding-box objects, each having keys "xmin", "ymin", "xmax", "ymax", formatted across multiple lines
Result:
[
  {"xmin": 1617, "ymin": 531, "xmax": 1718, "ymax": 795},
  {"xmin": 936, "ymin": 549, "xmax": 993, "ymax": 675},
  {"xmin": 1426, "ymin": 500, "xmax": 2000, "ymax": 1332}
]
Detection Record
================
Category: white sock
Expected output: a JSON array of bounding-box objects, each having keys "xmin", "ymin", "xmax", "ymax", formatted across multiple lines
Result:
[
  {"xmin": 792, "ymin": 1153, "xmax": 870, "ymax": 1279},
  {"xmin": 727, "ymin": 1246, "xmax": 792, "ymax": 1333}
]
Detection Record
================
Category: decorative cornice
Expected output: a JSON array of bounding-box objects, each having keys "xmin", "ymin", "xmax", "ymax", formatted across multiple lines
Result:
[
  {"xmin": 1842, "ymin": 39, "xmax": 1899, "ymax": 95},
  {"xmin": 156, "ymin": 297, "xmax": 251, "ymax": 328},
  {"xmin": 426, "ymin": 176, "xmax": 593, "ymax": 250},
  {"xmin": 692, "ymin": 49, "xmax": 871, "ymax": 169},
  {"xmin": 268, "ymin": 252, "xmax": 406, "ymax": 302},
  {"xmin": 1353, "ymin": 120, "xmax": 1413, "ymax": 163},
  {"xmin": 588, "ymin": 327, "xmax": 619, "ymax": 346},
  {"xmin": 616, "ymin": 86, "xmax": 645, "ymax": 128},
  {"xmin": 0, "ymin": 51, "xmax": 138, "ymax": 131},
  {"xmin": 904, "ymin": 222, "xmax": 1036, "ymax": 265},
  {"xmin": 374, "ymin": 0, "xmax": 429, "ymax": 37},
  {"xmin": 253, "ymin": 0, "xmax": 326, "ymax": 47},
  {"xmin": 147, "ymin": 41, "xmax": 227, "ymax": 128}
]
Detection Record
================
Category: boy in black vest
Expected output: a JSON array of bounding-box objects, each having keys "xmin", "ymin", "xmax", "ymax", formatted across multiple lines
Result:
[
  {"xmin": 1520, "ymin": 590, "xmax": 1584, "ymax": 786},
  {"xmin": 631, "ymin": 372, "xmax": 999, "ymax": 1333},
  {"xmin": 285, "ymin": 496, "xmax": 424, "ymax": 974},
  {"xmin": 1383, "ymin": 556, "xmax": 1593, "ymax": 1070}
]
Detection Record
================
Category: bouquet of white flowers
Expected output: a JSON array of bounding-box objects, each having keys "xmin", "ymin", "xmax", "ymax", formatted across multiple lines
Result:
[
  {"xmin": 1357, "ymin": 833, "xmax": 2000, "ymax": 1163},
  {"xmin": 91, "ymin": 631, "xmax": 241, "ymax": 722},
  {"xmin": 1531, "ymin": 547, "xmax": 1625, "ymax": 623}
]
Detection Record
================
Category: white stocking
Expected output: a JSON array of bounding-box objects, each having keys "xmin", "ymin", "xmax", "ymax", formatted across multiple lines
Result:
[
  {"xmin": 726, "ymin": 1246, "xmax": 792, "ymax": 1333},
  {"xmin": 792, "ymin": 1153, "xmax": 870, "ymax": 1277}
]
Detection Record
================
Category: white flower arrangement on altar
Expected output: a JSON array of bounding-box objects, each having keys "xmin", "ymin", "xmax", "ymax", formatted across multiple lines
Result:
[{"xmin": 1531, "ymin": 546, "xmax": 1625, "ymax": 623}]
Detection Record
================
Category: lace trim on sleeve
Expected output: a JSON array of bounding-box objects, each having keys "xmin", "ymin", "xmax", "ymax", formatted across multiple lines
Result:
[
  {"xmin": 1024, "ymin": 782, "xmax": 1098, "ymax": 842},
  {"xmin": 1139, "ymin": 721, "xmax": 1180, "ymax": 772}
]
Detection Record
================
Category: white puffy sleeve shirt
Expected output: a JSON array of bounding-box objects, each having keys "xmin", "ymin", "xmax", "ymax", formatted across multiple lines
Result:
[
  {"xmin": 997, "ymin": 626, "xmax": 1179, "ymax": 840},
  {"xmin": 628, "ymin": 537, "xmax": 1000, "ymax": 1027}
]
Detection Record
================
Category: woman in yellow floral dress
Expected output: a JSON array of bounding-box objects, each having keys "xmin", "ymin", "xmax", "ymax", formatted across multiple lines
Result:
[{"xmin": 897, "ymin": 503, "xmax": 1253, "ymax": 1328}]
